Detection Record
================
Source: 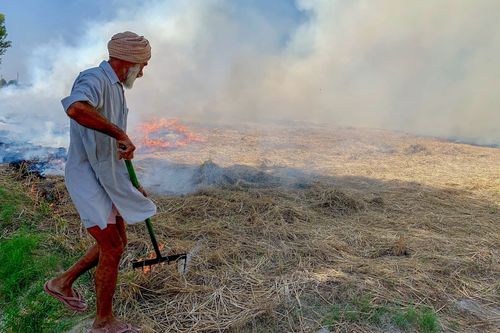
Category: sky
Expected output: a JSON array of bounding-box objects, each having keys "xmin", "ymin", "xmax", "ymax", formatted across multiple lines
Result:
[
  {"xmin": 0, "ymin": 0, "xmax": 302, "ymax": 80},
  {"xmin": 0, "ymin": 0, "xmax": 499, "ymax": 146},
  {"xmin": 1, "ymin": 1, "xmax": 112, "ymax": 79}
]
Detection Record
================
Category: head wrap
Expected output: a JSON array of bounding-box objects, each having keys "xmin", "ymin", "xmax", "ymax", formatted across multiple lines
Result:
[{"xmin": 107, "ymin": 31, "xmax": 151, "ymax": 64}]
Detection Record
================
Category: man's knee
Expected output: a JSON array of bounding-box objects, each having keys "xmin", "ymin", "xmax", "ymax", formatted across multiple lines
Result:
[
  {"xmin": 101, "ymin": 239, "xmax": 125, "ymax": 257},
  {"xmin": 88, "ymin": 225, "xmax": 125, "ymax": 257}
]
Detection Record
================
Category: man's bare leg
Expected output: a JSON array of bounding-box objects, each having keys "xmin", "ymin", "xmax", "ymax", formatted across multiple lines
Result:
[
  {"xmin": 46, "ymin": 244, "xmax": 99, "ymax": 298},
  {"xmin": 88, "ymin": 223, "xmax": 128, "ymax": 330},
  {"xmin": 46, "ymin": 216, "xmax": 127, "ymax": 302}
]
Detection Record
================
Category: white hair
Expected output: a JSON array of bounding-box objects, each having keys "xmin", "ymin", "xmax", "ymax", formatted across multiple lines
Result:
[{"xmin": 123, "ymin": 64, "xmax": 141, "ymax": 89}]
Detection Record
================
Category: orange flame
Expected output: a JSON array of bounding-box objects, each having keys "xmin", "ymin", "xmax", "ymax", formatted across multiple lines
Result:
[{"xmin": 136, "ymin": 118, "xmax": 203, "ymax": 151}]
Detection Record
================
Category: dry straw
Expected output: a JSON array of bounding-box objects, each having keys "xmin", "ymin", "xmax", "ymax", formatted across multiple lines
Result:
[{"xmin": 2, "ymin": 127, "xmax": 499, "ymax": 332}]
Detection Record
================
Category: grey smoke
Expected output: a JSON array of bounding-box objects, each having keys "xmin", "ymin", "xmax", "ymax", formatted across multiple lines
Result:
[
  {"xmin": 1, "ymin": 0, "xmax": 499, "ymax": 150},
  {"xmin": 134, "ymin": 158, "xmax": 312, "ymax": 195}
]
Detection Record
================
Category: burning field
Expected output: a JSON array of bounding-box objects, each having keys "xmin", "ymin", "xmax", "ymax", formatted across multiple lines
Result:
[{"xmin": 1, "ymin": 123, "xmax": 499, "ymax": 333}]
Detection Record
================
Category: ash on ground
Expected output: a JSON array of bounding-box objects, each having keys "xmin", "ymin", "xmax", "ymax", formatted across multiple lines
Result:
[{"xmin": 0, "ymin": 133, "xmax": 67, "ymax": 177}]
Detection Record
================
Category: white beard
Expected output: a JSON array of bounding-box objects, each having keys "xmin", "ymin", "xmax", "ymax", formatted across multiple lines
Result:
[{"xmin": 123, "ymin": 65, "xmax": 141, "ymax": 89}]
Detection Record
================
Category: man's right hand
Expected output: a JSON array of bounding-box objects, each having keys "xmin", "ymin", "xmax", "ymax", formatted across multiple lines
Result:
[{"xmin": 117, "ymin": 136, "xmax": 136, "ymax": 160}]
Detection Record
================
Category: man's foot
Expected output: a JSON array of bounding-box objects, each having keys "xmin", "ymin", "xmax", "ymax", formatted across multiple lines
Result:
[
  {"xmin": 89, "ymin": 318, "xmax": 140, "ymax": 332},
  {"xmin": 44, "ymin": 279, "xmax": 87, "ymax": 312}
]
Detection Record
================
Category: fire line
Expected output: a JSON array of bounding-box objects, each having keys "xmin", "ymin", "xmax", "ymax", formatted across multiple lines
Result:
[{"xmin": 136, "ymin": 118, "xmax": 203, "ymax": 151}]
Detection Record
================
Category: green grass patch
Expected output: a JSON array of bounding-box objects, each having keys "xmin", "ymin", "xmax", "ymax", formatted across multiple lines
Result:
[
  {"xmin": 392, "ymin": 306, "xmax": 419, "ymax": 329},
  {"xmin": 324, "ymin": 296, "xmax": 441, "ymax": 333},
  {"xmin": 0, "ymin": 230, "xmax": 85, "ymax": 333},
  {"xmin": 0, "ymin": 232, "xmax": 50, "ymax": 301},
  {"xmin": 0, "ymin": 186, "xmax": 29, "ymax": 226},
  {"xmin": 0, "ymin": 182, "xmax": 85, "ymax": 333},
  {"xmin": 0, "ymin": 179, "xmax": 53, "ymax": 229}
]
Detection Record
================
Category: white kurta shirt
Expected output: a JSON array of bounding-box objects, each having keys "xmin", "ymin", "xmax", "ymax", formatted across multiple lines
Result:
[{"xmin": 61, "ymin": 60, "xmax": 156, "ymax": 230}]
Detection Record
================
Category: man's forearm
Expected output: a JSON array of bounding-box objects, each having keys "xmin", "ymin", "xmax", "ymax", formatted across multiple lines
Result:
[{"xmin": 67, "ymin": 101, "xmax": 127, "ymax": 140}]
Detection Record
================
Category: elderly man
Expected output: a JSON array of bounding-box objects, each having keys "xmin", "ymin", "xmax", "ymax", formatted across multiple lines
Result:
[{"xmin": 44, "ymin": 31, "xmax": 156, "ymax": 333}]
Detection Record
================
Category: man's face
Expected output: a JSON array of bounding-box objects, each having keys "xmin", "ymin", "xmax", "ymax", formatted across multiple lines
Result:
[{"xmin": 123, "ymin": 62, "xmax": 147, "ymax": 89}]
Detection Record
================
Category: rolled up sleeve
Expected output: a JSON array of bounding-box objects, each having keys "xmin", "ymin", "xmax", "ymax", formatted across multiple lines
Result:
[{"xmin": 61, "ymin": 73, "xmax": 103, "ymax": 113}]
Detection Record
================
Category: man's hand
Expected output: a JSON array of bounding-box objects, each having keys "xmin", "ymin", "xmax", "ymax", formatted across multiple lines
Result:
[{"xmin": 117, "ymin": 136, "xmax": 136, "ymax": 160}]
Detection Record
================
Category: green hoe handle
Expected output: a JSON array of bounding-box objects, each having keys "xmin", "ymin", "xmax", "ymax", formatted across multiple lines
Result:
[
  {"xmin": 124, "ymin": 159, "xmax": 162, "ymax": 258},
  {"xmin": 124, "ymin": 159, "xmax": 140, "ymax": 188}
]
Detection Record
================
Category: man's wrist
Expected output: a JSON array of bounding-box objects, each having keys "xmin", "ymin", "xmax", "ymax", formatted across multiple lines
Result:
[{"xmin": 114, "ymin": 128, "xmax": 128, "ymax": 141}]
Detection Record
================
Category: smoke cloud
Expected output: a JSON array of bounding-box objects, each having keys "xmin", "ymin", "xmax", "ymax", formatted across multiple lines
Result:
[{"xmin": 1, "ymin": 0, "xmax": 499, "ymax": 146}]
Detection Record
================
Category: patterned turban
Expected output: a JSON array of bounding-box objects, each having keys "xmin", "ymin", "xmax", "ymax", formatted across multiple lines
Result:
[{"xmin": 107, "ymin": 31, "xmax": 151, "ymax": 64}]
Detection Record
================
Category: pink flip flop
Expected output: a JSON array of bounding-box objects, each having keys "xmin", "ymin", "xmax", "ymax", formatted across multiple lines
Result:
[
  {"xmin": 87, "ymin": 323, "xmax": 141, "ymax": 333},
  {"xmin": 44, "ymin": 281, "xmax": 87, "ymax": 312}
]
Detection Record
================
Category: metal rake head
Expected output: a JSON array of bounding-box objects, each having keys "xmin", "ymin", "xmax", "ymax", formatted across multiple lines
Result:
[{"xmin": 132, "ymin": 253, "xmax": 188, "ymax": 273}]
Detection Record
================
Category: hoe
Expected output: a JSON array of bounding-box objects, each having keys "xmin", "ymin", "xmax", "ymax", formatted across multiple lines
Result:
[{"xmin": 124, "ymin": 159, "xmax": 188, "ymax": 272}]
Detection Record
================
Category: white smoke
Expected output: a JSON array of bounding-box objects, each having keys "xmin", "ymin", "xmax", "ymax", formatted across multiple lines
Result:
[{"xmin": 1, "ymin": 0, "xmax": 499, "ymax": 147}]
